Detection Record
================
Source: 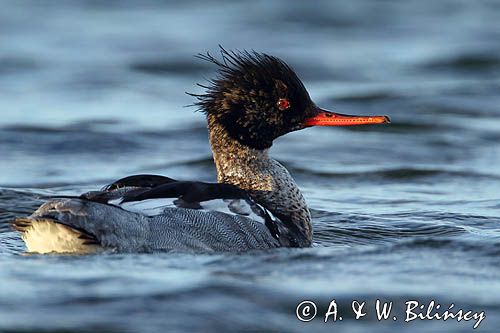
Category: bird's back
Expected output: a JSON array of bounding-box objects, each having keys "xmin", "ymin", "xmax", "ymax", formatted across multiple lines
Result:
[{"xmin": 12, "ymin": 176, "xmax": 283, "ymax": 253}]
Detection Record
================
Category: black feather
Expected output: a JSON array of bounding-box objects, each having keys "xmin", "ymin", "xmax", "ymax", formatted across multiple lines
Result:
[
  {"xmin": 120, "ymin": 181, "xmax": 248, "ymax": 203},
  {"xmin": 188, "ymin": 46, "xmax": 315, "ymax": 149},
  {"xmin": 10, "ymin": 218, "xmax": 33, "ymax": 232},
  {"xmin": 102, "ymin": 174, "xmax": 176, "ymax": 191}
]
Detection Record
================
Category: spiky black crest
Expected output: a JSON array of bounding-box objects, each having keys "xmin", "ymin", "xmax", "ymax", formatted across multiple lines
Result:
[{"xmin": 190, "ymin": 47, "xmax": 315, "ymax": 150}]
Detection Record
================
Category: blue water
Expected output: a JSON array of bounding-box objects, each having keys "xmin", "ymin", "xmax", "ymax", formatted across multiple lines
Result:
[{"xmin": 1, "ymin": 1, "xmax": 500, "ymax": 332}]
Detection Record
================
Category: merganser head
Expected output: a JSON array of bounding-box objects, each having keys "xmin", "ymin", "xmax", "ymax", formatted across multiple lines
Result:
[{"xmin": 192, "ymin": 47, "xmax": 390, "ymax": 150}]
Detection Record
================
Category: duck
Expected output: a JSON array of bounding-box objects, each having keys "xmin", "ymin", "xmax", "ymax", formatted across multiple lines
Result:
[{"xmin": 11, "ymin": 48, "xmax": 390, "ymax": 254}]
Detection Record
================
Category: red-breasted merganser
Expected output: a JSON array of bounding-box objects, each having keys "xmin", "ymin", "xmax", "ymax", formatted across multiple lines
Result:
[{"xmin": 12, "ymin": 48, "xmax": 390, "ymax": 254}]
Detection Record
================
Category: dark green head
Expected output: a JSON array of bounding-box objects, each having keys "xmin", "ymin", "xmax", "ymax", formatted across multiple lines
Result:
[{"xmin": 191, "ymin": 48, "xmax": 390, "ymax": 150}]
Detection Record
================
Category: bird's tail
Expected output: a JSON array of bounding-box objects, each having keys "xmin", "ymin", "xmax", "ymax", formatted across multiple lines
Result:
[
  {"xmin": 11, "ymin": 198, "xmax": 147, "ymax": 254},
  {"xmin": 11, "ymin": 216, "xmax": 101, "ymax": 254}
]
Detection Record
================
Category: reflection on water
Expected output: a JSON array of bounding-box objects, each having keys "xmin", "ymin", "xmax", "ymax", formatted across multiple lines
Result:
[{"xmin": 1, "ymin": 1, "xmax": 500, "ymax": 332}]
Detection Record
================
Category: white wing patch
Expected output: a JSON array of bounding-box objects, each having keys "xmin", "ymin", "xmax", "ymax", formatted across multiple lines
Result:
[
  {"xmin": 111, "ymin": 197, "xmax": 273, "ymax": 225},
  {"xmin": 199, "ymin": 199, "xmax": 267, "ymax": 224},
  {"xmin": 113, "ymin": 198, "xmax": 177, "ymax": 217}
]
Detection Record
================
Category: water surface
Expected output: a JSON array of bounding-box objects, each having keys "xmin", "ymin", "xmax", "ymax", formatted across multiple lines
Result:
[{"xmin": 1, "ymin": 1, "xmax": 500, "ymax": 332}]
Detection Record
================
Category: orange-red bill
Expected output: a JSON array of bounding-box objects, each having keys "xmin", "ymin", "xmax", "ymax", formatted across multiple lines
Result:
[{"xmin": 304, "ymin": 108, "xmax": 391, "ymax": 127}]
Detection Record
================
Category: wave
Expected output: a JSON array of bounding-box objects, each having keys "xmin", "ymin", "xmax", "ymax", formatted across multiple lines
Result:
[
  {"xmin": 0, "ymin": 56, "xmax": 42, "ymax": 75},
  {"xmin": 288, "ymin": 166, "xmax": 500, "ymax": 181},
  {"xmin": 313, "ymin": 218, "xmax": 466, "ymax": 246},
  {"xmin": 423, "ymin": 53, "xmax": 500, "ymax": 72},
  {"xmin": 130, "ymin": 58, "xmax": 211, "ymax": 76},
  {"xmin": 335, "ymin": 91, "xmax": 402, "ymax": 103}
]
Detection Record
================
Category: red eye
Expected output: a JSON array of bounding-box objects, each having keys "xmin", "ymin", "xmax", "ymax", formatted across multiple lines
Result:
[{"xmin": 277, "ymin": 98, "xmax": 290, "ymax": 110}]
